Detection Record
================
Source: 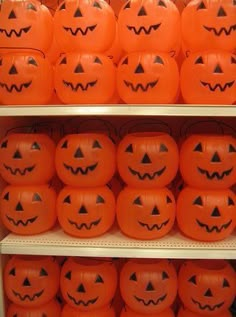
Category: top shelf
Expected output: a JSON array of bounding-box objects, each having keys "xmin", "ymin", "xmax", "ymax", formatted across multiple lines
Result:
[{"xmin": 0, "ymin": 104, "xmax": 235, "ymax": 117}]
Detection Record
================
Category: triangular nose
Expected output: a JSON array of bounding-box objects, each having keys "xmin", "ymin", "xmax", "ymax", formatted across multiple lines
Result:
[
  {"xmin": 13, "ymin": 149, "xmax": 22, "ymax": 159},
  {"xmin": 211, "ymin": 152, "xmax": 221, "ymax": 162},
  {"xmin": 146, "ymin": 281, "xmax": 155, "ymax": 291},
  {"xmin": 135, "ymin": 63, "xmax": 144, "ymax": 74},
  {"xmin": 9, "ymin": 64, "xmax": 18, "ymax": 75},
  {"xmin": 74, "ymin": 147, "xmax": 84, "ymax": 158},
  {"xmin": 77, "ymin": 283, "xmax": 86, "ymax": 293},
  {"xmin": 23, "ymin": 277, "xmax": 31, "ymax": 287},
  {"xmin": 141, "ymin": 153, "xmax": 151, "ymax": 164},
  {"xmin": 78, "ymin": 205, "xmax": 88, "ymax": 214},
  {"xmin": 214, "ymin": 64, "xmax": 223, "ymax": 74},
  {"xmin": 204, "ymin": 288, "xmax": 213, "ymax": 297},
  {"xmin": 8, "ymin": 10, "xmax": 16, "ymax": 19},
  {"xmin": 138, "ymin": 6, "xmax": 147, "ymax": 16},
  {"xmin": 211, "ymin": 207, "xmax": 221, "ymax": 217},
  {"xmin": 74, "ymin": 7, "xmax": 83, "ymax": 17},
  {"xmin": 217, "ymin": 6, "xmax": 227, "ymax": 17},
  {"xmin": 16, "ymin": 202, "xmax": 24, "ymax": 212},
  {"xmin": 74, "ymin": 63, "xmax": 84, "ymax": 73},
  {"xmin": 151, "ymin": 206, "xmax": 160, "ymax": 215}
]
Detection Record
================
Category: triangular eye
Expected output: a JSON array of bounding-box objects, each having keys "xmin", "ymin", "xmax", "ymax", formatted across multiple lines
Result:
[
  {"xmin": 61, "ymin": 140, "xmax": 68, "ymax": 148},
  {"xmin": 60, "ymin": 57, "xmax": 67, "ymax": 65},
  {"xmin": 93, "ymin": 1, "xmax": 102, "ymax": 9},
  {"xmin": 9, "ymin": 268, "xmax": 16, "ymax": 276},
  {"xmin": 65, "ymin": 271, "xmax": 71, "ymax": 280},
  {"xmin": 133, "ymin": 196, "xmax": 142, "ymax": 205},
  {"xmin": 154, "ymin": 56, "xmax": 164, "ymax": 64},
  {"xmin": 1, "ymin": 140, "xmax": 8, "ymax": 148},
  {"xmin": 162, "ymin": 271, "xmax": 169, "ymax": 279},
  {"xmin": 229, "ymin": 144, "xmax": 236, "ymax": 152},
  {"xmin": 232, "ymin": 56, "xmax": 236, "ymax": 64},
  {"xmin": 166, "ymin": 196, "xmax": 172, "ymax": 203},
  {"xmin": 93, "ymin": 140, "xmax": 102, "ymax": 148},
  {"xmin": 194, "ymin": 143, "xmax": 203, "ymax": 152},
  {"xmin": 125, "ymin": 144, "xmax": 133, "ymax": 153},
  {"xmin": 94, "ymin": 57, "xmax": 102, "ymax": 64},
  {"xmin": 160, "ymin": 143, "xmax": 168, "ymax": 152},
  {"xmin": 197, "ymin": 1, "xmax": 206, "ymax": 9},
  {"xmin": 122, "ymin": 57, "xmax": 128, "ymax": 65},
  {"xmin": 28, "ymin": 57, "xmax": 38, "ymax": 66},
  {"xmin": 193, "ymin": 196, "xmax": 203, "ymax": 206},
  {"xmin": 0, "ymin": 59, "xmax": 2, "ymax": 66},
  {"xmin": 96, "ymin": 195, "xmax": 105, "ymax": 203},
  {"xmin": 158, "ymin": 0, "xmax": 167, "ymax": 7},
  {"xmin": 31, "ymin": 142, "xmax": 40, "ymax": 150},
  {"xmin": 123, "ymin": 1, "xmax": 131, "ymax": 9},
  {"xmin": 3, "ymin": 192, "xmax": 9, "ymax": 200},
  {"xmin": 130, "ymin": 272, "xmax": 137, "ymax": 281},
  {"xmin": 223, "ymin": 278, "xmax": 230, "ymax": 288},
  {"xmin": 95, "ymin": 275, "xmax": 104, "ymax": 283},
  {"xmin": 195, "ymin": 56, "xmax": 204, "ymax": 64},
  {"xmin": 33, "ymin": 193, "xmax": 42, "ymax": 202},
  {"xmin": 64, "ymin": 195, "xmax": 71, "ymax": 204},
  {"xmin": 228, "ymin": 197, "xmax": 235, "ymax": 206},
  {"xmin": 188, "ymin": 275, "xmax": 197, "ymax": 284},
  {"xmin": 59, "ymin": 2, "xmax": 66, "ymax": 10},
  {"xmin": 27, "ymin": 3, "xmax": 37, "ymax": 10},
  {"xmin": 40, "ymin": 268, "xmax": 48, "ymax": 276}
]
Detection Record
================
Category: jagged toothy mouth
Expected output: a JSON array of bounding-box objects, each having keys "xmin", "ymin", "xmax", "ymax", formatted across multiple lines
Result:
[
  {"xmin": 126, "ymin": 23, "xmax": 161, "ymax": 35},
  {"xmin": 0, "ymin": 81, "xmax": 32, "ymax": 93},
  {"xmin": 197, "ymin": 166, "xmax": 233, "ymax": 180},
  {"xmin": 203, "ymin": 24, "xmax": 236, "ymax": 36},
  {"xmin": 200, "ymin": 80, "xmax": 235, "ymax": 92},
  {"xmin": 134, "ymin": 293, "xmax": 167, "ymax": 306},
  {"xmin": 191, "ymin": 298, "xmax": 224, "ymax": 311},
  {"xmin": 63, "ymin": 24, "xmax": 97, "ymax": 36},
  {"xmin": 63, "ymin": 162, "xmax": 98, "ymax": 175},
  {"xmin": 68, "ymin": 218, "xmax": 101, "ymax": 230},
  {"xmin": 12, "ymin": 289, "xmax": 44, "ymax": 301},
  {"xmin": 124, "ymin": 79, "xmax": 158, "ymax": 92},
  {"xmin": 0, "ymin": 26, "xmax": 31, "ymax": 37},
  {"xmin": 6, "ymin": 215, "xmax": 38, "ymax": 226},
  {"xmin": 196, "ymin": 219, "xmax": 232, "ymax": 233},
  {"xmin": 3, "ymin": 164, "xmax": 35, "ymax": 175},
  {"xmin": 67, "ymin": 293, "xmax": 98, "ymax": 306},
  {"xmin": 128, "ymin": 166, "xmax": 166, "ymax": 180},
  {"xmin": 138, "ymin": 219, "xmax": 170, "ymax": 231},
  {"xmin": 63, "ymin": 79, "xmax": 97, "ymax": 92}
]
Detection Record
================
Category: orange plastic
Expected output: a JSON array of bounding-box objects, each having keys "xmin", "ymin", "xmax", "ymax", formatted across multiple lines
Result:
[
  {"xmin": 0, "ymin": 184, "xmax": 57, "ymax": 235},
  {"xmin": 117, "ymin": 52, "xmax": 179, "ymax": 104},
  {"xmin": 179, "ymin": 134, "xmax": 236, "ymax": 189},
  {"xmin": 180, "ymin": 51, "xmax": 236, "ymax": 105},
  {"xmin": 62, "ymin": 304, "xmax": 116, "ymax": 317},
  {"xmin": 54, "ymin": 0, "xmax": 116, "ymax": 53},
  {"xmin": 105, "ymin": 23, "xmax": 124, "ymax": 65},
  {"xmin": 178, "ymin": 306, "xmax": 232, "ymax": 317},
  {"xmin": 120, "ymin": 259, "xmax": 177, "ymax": 314},
  {"xmin": 0, "ymin": 52, "xmax": 53, "ymax": 105},
  {"xmin": 121, "ymin": 306, "xmax": 175, "ymax": 317},
  {"xmin": 4, "ymin": 255, "xmax": 60, "ymax": 307},
  {"xmin": 117, "ymin": 186, "xmax": 176, "ymax": 240},
  {"xmin": 181, "ymin": 0, "xmax": 236, "ymax": 54},
  {"xmin": 60, "ymin": 257, "xmax": 118, "ymax": 310},
  {"xmin": 178, "ymin": 260, "xmax": 236, "ymax": 315},
  {"xmin": 117, "ymin": 132, "xmax": 179, "ymax": 188},
  {"xmin": 57, "ymin": 186, "xmax": 115, "ymax": 238},
  {"xmin": 0, "ymin": 133, "xmax": 56, "ymax": 185},
  {"xmin": 55, "ymin": 133, "xmax": 116, "ymax": 187},
  {"xmin": 0, "ymin": 0, "xmax": 53, "ymax": 53},
  {"xmin": 7, "ymin": 299, "xmax": 61, "ymax": 317},
  {"xmin": 117, "ymin": 0, "xmax": 181, "ymax": 54},
  {"xmin": 170, "ymin": 0, "xmax": 192, "ymax": 13},
  {"xmin": 177, "ymin": 186, "xmax": 236, "ymax": 241},
  {"xmin": 54, "ymin": 53, "xmax": 116, "ymax": 104}
]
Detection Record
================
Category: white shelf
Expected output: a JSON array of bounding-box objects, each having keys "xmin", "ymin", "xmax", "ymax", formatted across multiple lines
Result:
[
  {"xmin": 0, "ymin": 105, "xmax": 235, "ymax": 117},
  {"xmin": 1, "ymin": 226, "xmax": 236, "ymax": 259}
]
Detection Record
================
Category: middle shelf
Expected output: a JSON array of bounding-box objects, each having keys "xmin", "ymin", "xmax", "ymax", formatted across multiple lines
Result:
[{"xmin": 1, "ymin": 226, "xmax": 236, "ymax": 259}]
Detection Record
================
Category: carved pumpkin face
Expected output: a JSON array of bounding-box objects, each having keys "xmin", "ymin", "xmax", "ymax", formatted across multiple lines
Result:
[
  {"xmin": 181, "ymin": 0, "xmax": 236, "ymax": 54},
  {"xmin": 117, "ymin": 52, "xmax": 179, "ymax": 104},
  {"xmin": 62, "ymin": 303, "xmax": 116, "ymax": 317},
  {"xmin": 60, "ymin": 257, "xmax": 118, "ymax": 310},
  {"xmin": 117, "ymin": 0, "xmax": 180, "ymax": 54},
  {"xmin": 117, "ymin": 132, "xmax": 179, "ymax": 188},
  {"xmin": 0, "ymin": 53, "xmax": 53, "ymax": 105},
  {"xmin": 4, "ymin": 255, "xmax": 60, "ymax": 307},
  {"xmin": 179, "ymin": 134, "xmax": 236, "ymax": 189},
  {"xmin": 0, "ymin": 185, "xmax": 57, "ymax": 235},
  {"xmin": 180, "ymin": 51, "xmax": 236, "ymax": 104},
  {"xmin": 116, "ymin": 187, "xmax": 176, "ymax": 239},
  {"xmin": 7, "ymin": 299, "xmax": 61, "ymax": 317},
  {"xmin": 57, "ymin": 186, "xmax": 115, "ymax": 237},
  {"xmin": 0, "ymin": 133, "xmax": 56, "ymax": 185},
  {"xmin": 178, "ymin": 260, "xmax": 236, "ymax": 315},
  {"xmin": 0, "ymin": 0, "xmax": 53, "ymax": 53},
  {"xmin": 178, "ymin": 305, "xmax": 232, "ymax": 317},
  {"xmin": 55, "ymin": 133, "xmax": 116, "ymax": 187},
  {"xmin": 54, "ymin": 53, "xmax": 116, "ymax": 104},
  {"xmin": 120, "ymin": 259, "xmax": 178, "ymax": 314},
  {"xmin": 177, "ymin": 187, "xmax": 236, "ymax": 241},
  {"xmin": 54, "ymin": 0, "xmax": 116, "ymax": 53},
  {"xmin": 121, "ymin": 306, "xmax": 175, "ymax": 317}
]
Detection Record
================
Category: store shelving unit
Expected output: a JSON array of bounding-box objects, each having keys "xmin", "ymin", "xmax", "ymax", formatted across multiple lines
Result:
[{"xmin": 0, "ymin": 104, "xmax": 236, "ymax": 316}]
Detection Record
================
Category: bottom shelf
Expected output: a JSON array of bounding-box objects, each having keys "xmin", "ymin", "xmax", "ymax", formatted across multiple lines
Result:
[{"xmin": 1, "ymin": 226, "xmax": 236, "ymax": 259}]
